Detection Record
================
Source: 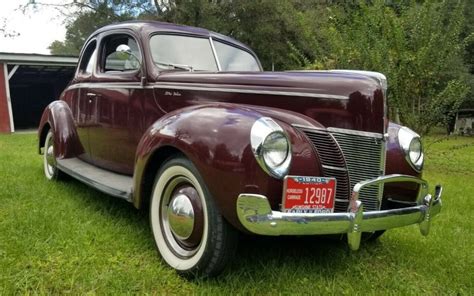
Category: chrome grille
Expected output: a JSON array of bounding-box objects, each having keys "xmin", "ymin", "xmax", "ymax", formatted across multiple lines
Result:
[
  {"xmin": 331, "ymin": 130, "xmax": 385, "ymax": 211},
  {"xmin": 298, "ymin": 127, "xmax": 385, "ymax": 212}
]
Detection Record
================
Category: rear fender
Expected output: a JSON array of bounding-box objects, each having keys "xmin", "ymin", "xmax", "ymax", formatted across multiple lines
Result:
[
  {"xmin": 38, "ymin": 100, "xmax": 83, "ymax": 159},
  {"xmin": 133, "ymin": 104, "xmax": 321, "ymax": 230}
]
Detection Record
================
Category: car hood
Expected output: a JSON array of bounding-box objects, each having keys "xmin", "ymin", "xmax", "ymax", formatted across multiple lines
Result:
[{"xmin": 153, "ymin": 70, "xmax": 387, "ymax": 134}]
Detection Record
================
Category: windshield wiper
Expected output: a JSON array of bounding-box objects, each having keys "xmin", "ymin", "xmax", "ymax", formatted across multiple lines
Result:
[{"xmin": 155, "ymin": 61, "xmax": 194, "ymax": 72}]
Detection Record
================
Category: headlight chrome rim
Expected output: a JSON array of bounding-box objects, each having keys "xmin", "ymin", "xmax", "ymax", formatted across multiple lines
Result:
[
  {"xmin": 398, "ymin": 126, "xmax": 424, "ymax": 172},
  {"xmin": 250, "ymin": 117, "xmax": 292, "ymax": 179}
]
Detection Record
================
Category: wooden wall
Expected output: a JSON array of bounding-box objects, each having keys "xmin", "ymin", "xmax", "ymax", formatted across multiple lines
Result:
[{"xmin": 0, "ymin": 63, "xmax": 12, "ymax": 133}]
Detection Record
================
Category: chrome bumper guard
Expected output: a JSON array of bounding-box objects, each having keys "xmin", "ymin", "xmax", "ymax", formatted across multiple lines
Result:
[{"xmin": 236, "ymin": 174, "xmax": 442, "ymax": 251}]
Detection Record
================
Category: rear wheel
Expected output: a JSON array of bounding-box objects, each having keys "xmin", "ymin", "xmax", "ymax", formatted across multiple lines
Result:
[
  {"xmin": 149, "ymin": 156, "xmax": 237, "ymax": 278},
  {"xmin": 43, "ymin": 130, "xmax": 61, "ymax": 180}
]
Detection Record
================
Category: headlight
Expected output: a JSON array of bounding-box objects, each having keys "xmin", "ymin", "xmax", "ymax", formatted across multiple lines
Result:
[
  {"xmin": 398, "ymin": 126, "xmax": 424, "ymax": 171},
  {"xmin": 250, "ymin": 117, "xmax": 292, "ymax": 178}
]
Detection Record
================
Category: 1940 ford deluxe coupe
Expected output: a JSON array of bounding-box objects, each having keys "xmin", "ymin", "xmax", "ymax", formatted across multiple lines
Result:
[{"xmin": 38, "ymin": 21, "xmax": 442, "ymax": 277}]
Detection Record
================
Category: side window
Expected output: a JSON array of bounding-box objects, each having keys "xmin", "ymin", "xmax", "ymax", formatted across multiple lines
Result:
[
  {"xmin": 213, "ymin": 41, "xmax": 260, "ymax": 71},
  {"xmin": 101, "ymin": 34, "xmax": 141, "ymax": 72},
  {"xmin": 85, "ymin": 50, "xmax": 97, "ymax": 74},
  {"xmin": 78, "ymin": 40, "xmax": 97, "ymax": 76}
]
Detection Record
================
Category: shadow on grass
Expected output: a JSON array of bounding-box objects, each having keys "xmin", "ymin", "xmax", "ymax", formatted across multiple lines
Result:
[
  {"xmin": 53, "ymin": 172, "xmax": 150, "ymax": 228},
  {"xmin": 55, "ymin": 174, "xmax": 387, "ymax": 283}
]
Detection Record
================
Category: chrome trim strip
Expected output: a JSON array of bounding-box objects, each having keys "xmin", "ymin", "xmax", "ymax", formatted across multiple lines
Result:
[
  {"xmin": 67, "ymin": 82, "xmax": 150, "ymax": 90},
  {"xmin": 291, "ymin": 124, "xmax": 327, "ymax": 132},
  {"xmin": 292, "ymin": 124, "xmax": 384, "ymax": 139},
  {"xmin": 236, "ymin": 174, "xmax": 442, "ymax": 251},
  {"xmin": 66, "ymin": 82, "xmax": 349, "ymax": 100},
  {"xmin": 351, "ymin": 175, "xmax": 428, "ymax": 204},
  {"xmin": 153, "ymin": 84, "xmax": 349, "ymax": 99},
  {"xmin": 327, "ymin": 127, "xmax": 384, "ymax": 139},
  {"xmin": 378, "ymin": 131, "xmax": 387, "ymax": 204},
  {"xmin": 322, "ymin": 165, "xmax": 347, "ymax": 172},
  {"xmin": 209, "ymin": 37, "xmax": 222, "ymax": 71}
]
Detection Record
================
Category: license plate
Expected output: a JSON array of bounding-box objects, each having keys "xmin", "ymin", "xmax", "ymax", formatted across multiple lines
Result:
[{"xmin": 282, "ymin": 176, "xmax": 336, "ymax": 213}]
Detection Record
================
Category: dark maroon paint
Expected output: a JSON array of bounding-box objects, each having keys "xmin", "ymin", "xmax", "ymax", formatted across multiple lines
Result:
[{"xmin": 38, "ymin": 21, "xmax": 417, "ymax": 230}]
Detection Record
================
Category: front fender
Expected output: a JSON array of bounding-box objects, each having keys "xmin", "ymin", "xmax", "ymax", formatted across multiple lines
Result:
[
  {"xmin": 133, "ymin": 104, "xmax": 321, "ymax": 230},
  {"xmin": 384, "ymin": 122, "xmax": 422, "ymax": 203},
  {"xmin": 38, "ymin": 100, "xmax": 83, "ymax": 159}
]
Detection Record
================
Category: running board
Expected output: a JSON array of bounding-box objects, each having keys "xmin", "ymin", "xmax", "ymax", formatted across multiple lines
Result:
[{"xmin": 56, "ymin": 158, "xmax": 133, "ymax": 202}]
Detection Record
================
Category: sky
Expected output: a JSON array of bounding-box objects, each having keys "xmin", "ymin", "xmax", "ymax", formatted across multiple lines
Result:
[{"xmin": 0, "ymin": 1, "xmax": 68, "ymax": 55}]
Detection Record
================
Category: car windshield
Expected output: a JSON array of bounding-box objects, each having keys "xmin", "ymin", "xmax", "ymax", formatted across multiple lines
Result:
[{"xmin": 149, "ymin": 35, "xmax": 261, "ymax": 72}]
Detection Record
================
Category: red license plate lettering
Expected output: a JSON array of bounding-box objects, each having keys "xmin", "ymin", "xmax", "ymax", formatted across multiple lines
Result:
[{"xmin": 283, "ymin": 176, "xmax": 336, "ymax": 213}]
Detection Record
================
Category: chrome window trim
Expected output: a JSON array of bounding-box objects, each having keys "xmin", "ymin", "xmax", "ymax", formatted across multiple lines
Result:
[
  {"xmin": 97, "ymin": 30, "xmax": 144, "ymax": 76},
  {"xmin": 209, "ymin": 37, "xmax": 222, "ymax": 71},
  {"xmin": 75, "ymin": 38, "xmax": 97, "ymax": 79}
]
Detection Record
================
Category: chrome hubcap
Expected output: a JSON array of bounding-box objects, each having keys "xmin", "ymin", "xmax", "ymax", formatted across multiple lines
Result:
[
  {"xmin": 45, "ymin": 135, "xmax": 56, "ymax": 176},
  {"xmin": 167, "ymin": 193, "xmax": 195, "ymax": 240},
  {"xmin": 161, "ymin": 176, "xmax": 204, "ymax": 257}
]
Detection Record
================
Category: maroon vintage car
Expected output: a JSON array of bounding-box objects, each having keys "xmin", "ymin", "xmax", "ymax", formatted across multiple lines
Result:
[{"xmin": 38, "ymin": 21, "xmax": 442, "ymax": 277}]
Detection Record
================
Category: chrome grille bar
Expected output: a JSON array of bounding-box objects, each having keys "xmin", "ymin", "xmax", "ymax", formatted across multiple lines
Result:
[{"xmin": 331, "ymin": 131, "xmax": 385, "ymax": 211}]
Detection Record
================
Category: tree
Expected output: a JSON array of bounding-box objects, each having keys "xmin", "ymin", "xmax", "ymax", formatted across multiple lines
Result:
[
  {"xmin": 24, "ymin": 0, "xmax": 473, "ymax": 133},
  {"xmin": 26, "ymin": 1, "xmax": 154, "ymax": 55},
  {"xmin": 309, "ymin": 0, "xmax": 471, "ymax": 134},
  {"xmin": 462, "ymin": 0, "xmax": 474, "ymax": 73},
  {"xmin": 48, "ymin": 4, "xmax": 134, "ymax": 55},
  {"xmin": 149, "ymin": 0, "xmax": 325, "ymax": 70}
]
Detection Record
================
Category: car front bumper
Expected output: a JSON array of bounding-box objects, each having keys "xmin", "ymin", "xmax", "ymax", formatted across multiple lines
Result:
[{"xmin": 236, "ymin": 174, "xmax": 442, "ymax": 251}]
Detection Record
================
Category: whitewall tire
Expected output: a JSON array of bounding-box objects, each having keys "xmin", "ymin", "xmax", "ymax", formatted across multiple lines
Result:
[
  {"xmin": 43, "ymin": 130, "xmax": 61, "ymax": 180},
  {"xmin": 150, "ymin": 156, "xmax": 237, "ymax": 278}
]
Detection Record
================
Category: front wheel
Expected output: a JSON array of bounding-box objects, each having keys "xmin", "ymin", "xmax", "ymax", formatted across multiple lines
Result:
[
  {"xmin": 149, "ymin": 156, "xmax": 237, "ymax": 278},
  {"xmin": 43, "ymin": 130, "xmax": 62, "ymax": 180}
]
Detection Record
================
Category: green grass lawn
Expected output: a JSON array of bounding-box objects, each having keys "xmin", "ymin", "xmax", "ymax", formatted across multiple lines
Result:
[{"xmin": 0, "ymin": 133, "xmax": 473, "ymax": 294}]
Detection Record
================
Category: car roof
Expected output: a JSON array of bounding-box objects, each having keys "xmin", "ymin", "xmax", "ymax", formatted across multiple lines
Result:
[{"xmin": 90, "ymin": 20, "xmax": 252, "ymax": 51}]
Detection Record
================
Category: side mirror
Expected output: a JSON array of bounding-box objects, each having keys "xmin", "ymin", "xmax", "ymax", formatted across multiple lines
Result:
[
  {"xmin": 116, "ymin": 44, "xmax": 131, "ymax": 54},
  {"xmin": 115, "ymin": 44, "xmax": 140, "ymax": 64}
]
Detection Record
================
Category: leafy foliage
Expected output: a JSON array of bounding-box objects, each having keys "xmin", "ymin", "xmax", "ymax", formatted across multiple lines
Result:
[
  {"xmin": 22, "ymin": 0, "xmax": 473, "ymax": 133},
  {"xmin": 45, "ymin": 0, "xmax": 325, "ymax": 69},
  {"xmin": 151, "ymin": 0, "xmax": 324, "ymax": 70},
  {"xmin": 47, "ymin": 1, "xmax": 144, "ymax": 55},
  {"xmin": 310, "ymin": 0, "xmax": 471, "ymax": 134}
]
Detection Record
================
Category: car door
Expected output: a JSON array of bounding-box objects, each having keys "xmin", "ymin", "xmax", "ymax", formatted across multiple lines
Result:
[
  {"xmin": 71, "ymin": 39, "xmax": 98, "ymax": 163},
  {"xmin": 87, "ymin": 31, "xmax": 148, "ymax": 175}
]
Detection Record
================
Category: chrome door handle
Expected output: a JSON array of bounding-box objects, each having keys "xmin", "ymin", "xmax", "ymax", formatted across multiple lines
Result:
[{"xmin": 86, "ymin": 93, "xmax": 96, "ymax": 103}]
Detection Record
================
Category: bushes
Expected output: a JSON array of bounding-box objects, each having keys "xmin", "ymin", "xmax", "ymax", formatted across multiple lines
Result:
[
  {"xmin": 41, "ymin": 0, "xmax": 471, "ymax": 134},
  {"xmin": 309, "ymin": 0, "xmax": 471, "ymax": 135}
]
